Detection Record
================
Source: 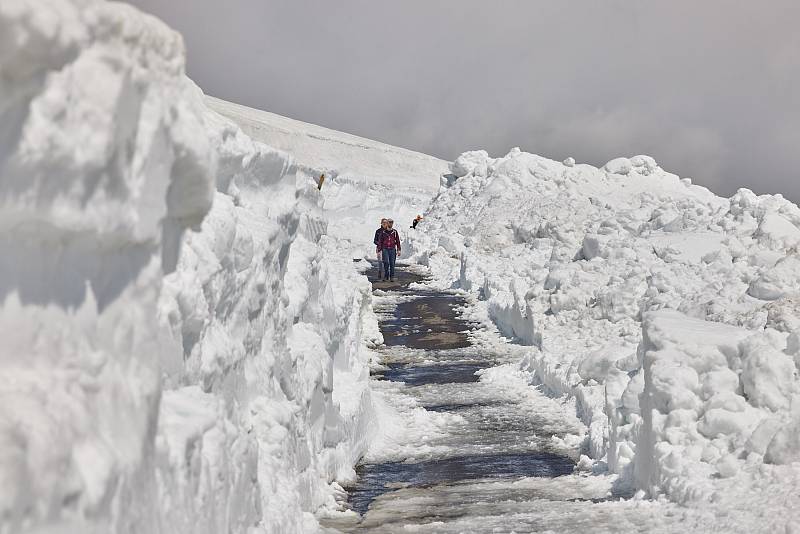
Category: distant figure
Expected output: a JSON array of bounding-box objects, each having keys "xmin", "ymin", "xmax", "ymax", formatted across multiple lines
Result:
[
  {"xmin": 317, "ymin": 173, "xmax": 325, "ymax": 190},
  {"xmin": 377, "ymin": 218, "xmax": 401, "ymax": 282},
  {"xmin": 411, "ymin": 214, "xmax": 423, "ymax": 229},
  {"xmin": 373, "ymin": 218, "xmax": 388, "ymax": 280}
]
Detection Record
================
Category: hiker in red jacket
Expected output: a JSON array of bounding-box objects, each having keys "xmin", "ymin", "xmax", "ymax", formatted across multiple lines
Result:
[
  {"xmin": 373, "ymin": 218, "xmax": 388, "ymax": 280},
  {"xmin": 378, "ymin": 218, "xmax": 401, "ymax": 281}
]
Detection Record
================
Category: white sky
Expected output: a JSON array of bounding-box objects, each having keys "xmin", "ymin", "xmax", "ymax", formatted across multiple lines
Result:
[{"xmin": 129, "ymin": 0, "xmax": 800, "ymax": 201}]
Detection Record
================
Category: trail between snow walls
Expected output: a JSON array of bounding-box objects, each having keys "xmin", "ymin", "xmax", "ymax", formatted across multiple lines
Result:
[{"xmin": 320, "ymin": 263, "xmax": 713, "ymax": 533}]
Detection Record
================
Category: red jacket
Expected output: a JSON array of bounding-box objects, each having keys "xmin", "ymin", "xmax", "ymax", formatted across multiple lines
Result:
[{"xmin": 377, "ymin": 228, "xmax": 401, "ymax": 250}]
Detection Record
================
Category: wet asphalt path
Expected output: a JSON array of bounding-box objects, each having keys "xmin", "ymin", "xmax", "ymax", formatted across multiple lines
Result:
[{"xmin": 321, "ymin": 263, "xmax": 584, "ymax": 532}]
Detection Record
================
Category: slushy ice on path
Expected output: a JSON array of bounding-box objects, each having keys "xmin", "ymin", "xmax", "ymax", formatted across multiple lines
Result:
[{"xmin": 322, "ymin": 264, "xmax": 710, "ymax": 533}]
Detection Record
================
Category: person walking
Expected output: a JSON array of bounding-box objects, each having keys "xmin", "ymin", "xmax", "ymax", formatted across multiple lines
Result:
[
  {"xmin": 373, "ymin": 218, "xmax": 388, "ymax": 280},
  {"xmin": 379, "ymin": 218, "xmax": 401, "ymax": 281}
]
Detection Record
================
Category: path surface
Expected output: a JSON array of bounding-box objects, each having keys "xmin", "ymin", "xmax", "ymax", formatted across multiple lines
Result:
[{"xmin": 322, "ymin": 264, "xmax": 709, "ymax": 533}]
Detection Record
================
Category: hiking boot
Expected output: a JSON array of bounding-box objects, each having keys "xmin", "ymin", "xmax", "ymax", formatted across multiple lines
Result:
[{"xmin": 389, "ymin": 277, "xmax": 395, "ymax": 282}]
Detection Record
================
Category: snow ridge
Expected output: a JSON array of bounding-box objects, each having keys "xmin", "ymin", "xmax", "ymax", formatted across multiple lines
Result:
[{"xmin": 411, "ymin": 148, "xmax": 800, "ymax": 526}]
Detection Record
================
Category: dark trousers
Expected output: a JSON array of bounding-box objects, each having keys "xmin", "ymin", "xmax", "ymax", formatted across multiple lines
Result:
[{"xmin": 382, "ymin": 248, "xmax": 397, "ymax": 278}]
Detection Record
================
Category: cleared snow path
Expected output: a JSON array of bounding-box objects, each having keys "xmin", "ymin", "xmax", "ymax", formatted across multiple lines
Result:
[{"xmin": 322, "ymin": 264, "xmax": 713, "ymax": 533}]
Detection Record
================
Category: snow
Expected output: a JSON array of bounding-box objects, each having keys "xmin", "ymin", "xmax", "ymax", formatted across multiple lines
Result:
[
  {"xmin": 5, "ymin": 0, "xmax": 800, "ymax": 531},
  {"xmin": 748, "ymin": 255, "xmax": 800, "ymax": 301},
  {"xmin": 206, "ymin": 96, "xmax": 447, "ymax": 253},
  {"xmin": 451, "ymin": 150, "xmax": 492, "ymax": 178},
  {"xmin": 410, "ymin": 147, "xmax": 800, "ymax": 527},
  {"xmin": 604, "ymin": 157, "xmax": 633, "ymax": 175},
  {"xmin": 0, "ymin": 1, "xmax": 390, "ymax": 532}
]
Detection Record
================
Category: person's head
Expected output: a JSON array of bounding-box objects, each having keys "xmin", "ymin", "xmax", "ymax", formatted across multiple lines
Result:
[
  {"xmin": 387, "ymin": 218, "xmax": 394, "ymax": 229},
  {"xmin": 380, "ymin": 218, "xmax": 388, "ymax": 228}
]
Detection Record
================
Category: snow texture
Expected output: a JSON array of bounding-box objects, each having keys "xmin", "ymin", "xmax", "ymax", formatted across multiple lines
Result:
[
  {"xmin": 5, "ymin": 0, "xmax": 800, "ymax": 531},
  {"xmin": 410, "ymin": 147, "xmax": 800, "ymax": 526},
  {"xmin": 206, "ymin": 96, "xmax": 447, "ymax": 254},
  {"xmin": 0, "ymin": 1, "xmax": 382, "ymax": 532}
]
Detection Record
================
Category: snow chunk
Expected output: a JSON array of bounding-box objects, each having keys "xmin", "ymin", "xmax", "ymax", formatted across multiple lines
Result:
[
  {"xmin": 698, "ymin": 408, "xmax": 754, "ymax": 439},
  {"xmin": 603, "ymin": 157, "xmax": 633, "ymax": 175},
  {"xmin": 748, "ymin": 255, "xmax": 800, "ymax": 301},
  {"xmin": 747, "ymin": 418, "xmax": 783, "ymax": 455},
  {"xmin": 715, "ymin": 453, "xmax": 740, "ymax": 478},
  {"xmin": 765, "ymin": 419, "xmax": 800, "ymax": 464},
  {"xmin": 630, "ymin": 155, "xmax": 658, "ymax": 174},
  {"xmin": 758, "ymin": 212, "xmax": 800, "ymax": 250},
  {"xmin": 577, "ymin": 345, "xmax": 633, "ymax": 382},
  {"xmin": 740, "ymin": 332, "xmax": 797, "ymax": 412},
  {"xmin": 451, "ymin": 150, "xmax": 492, "ymax": 178}
]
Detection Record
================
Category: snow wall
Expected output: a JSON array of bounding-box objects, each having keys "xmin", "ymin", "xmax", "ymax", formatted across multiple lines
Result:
[
  {"xmin": 411, "ymin": 149, "xmax": 800, "ymax": 515},
  {"xmin": 0, "ymin": 1, "xmax": 382, "ymax": 532}
]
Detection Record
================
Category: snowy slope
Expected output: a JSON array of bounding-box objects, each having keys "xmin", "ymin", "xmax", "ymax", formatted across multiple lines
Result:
[
  {"xmin": 207, "ymin": 96, "xmax": 448, "ymax": 252},
  {"xmin": 0, "ymin": 2, "xmax": 382, "ymax": 533},
  {"xmin": 206, "ymin": 96, "xmax": 447, "ymax": 188},
  {"xmin": 410, "ymin": 149, "xmax": 800, "ymax": 528}
]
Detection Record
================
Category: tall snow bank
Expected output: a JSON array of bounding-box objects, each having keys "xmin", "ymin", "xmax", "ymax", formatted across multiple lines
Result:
[
  {"xmin": 0, "ymin": 1, "xmax": 378, "ymax": 532},
  {"xmin": 410, "ymin": 147, "xmax": 800, "ymax": 520},
  {"xmin": 628, "ymin": 310, "xmax": 800, "ymax": 527},
  {"xmin": 1, "ymin": 1, "xmax": 214, "ymax": 529},
  {"xmin": 155, "ymin": 114, "xmax": 379, "ymax": 534}
]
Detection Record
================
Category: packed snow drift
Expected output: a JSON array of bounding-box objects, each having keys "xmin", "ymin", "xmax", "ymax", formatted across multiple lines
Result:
[
  {"xmin": 410, "ymin": 148, "xmax": 800, "ymax": 526},
  {"xmin": 0, "ymin": 1, "xmax": 403, "ymax": 532},
  {"xmin": 207, "ymin": 97, "xmax": 447, "ymax": 253}
]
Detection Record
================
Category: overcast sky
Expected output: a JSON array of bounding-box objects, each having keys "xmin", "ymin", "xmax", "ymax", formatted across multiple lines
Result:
[{"xmin": 129, "ymin": 0, "xmax": 799, "ymax": 202}]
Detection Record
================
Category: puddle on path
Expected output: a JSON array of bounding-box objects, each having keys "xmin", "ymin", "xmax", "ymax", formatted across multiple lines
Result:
[
  {"xmin": 374, "ymin": 362, "xmax": 484, "ymax": 386},
  {"xmin": 348, "ymin": 452, "xmax": 575, "ymax": 516},
  {"xmin": 379, "ymin": 295, "xmax": 473, "ymax": 350},
  {"xmin": 422, "ymin": 401, "xmax": 503, "ymax": 413}
]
